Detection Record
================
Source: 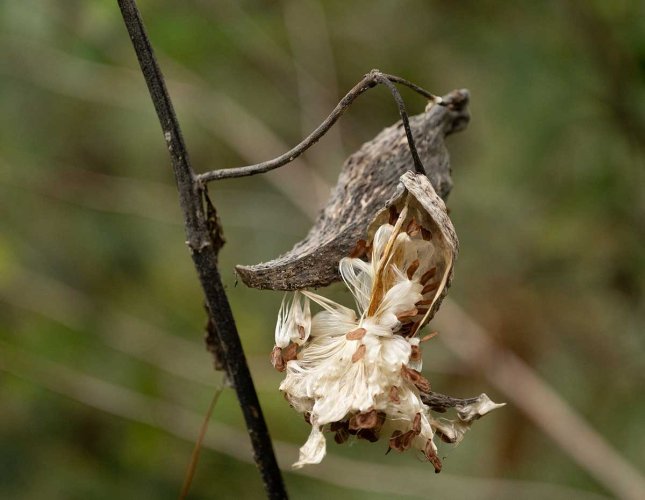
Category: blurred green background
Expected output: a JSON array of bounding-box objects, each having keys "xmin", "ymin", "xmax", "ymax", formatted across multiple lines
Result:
[{"xmin": 1, "ymin": 1, "xmax": 644, "ymax": 499}]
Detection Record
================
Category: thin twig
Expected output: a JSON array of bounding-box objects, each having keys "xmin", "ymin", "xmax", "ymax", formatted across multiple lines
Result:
[
  {"xmin": 197, "ymin": 69, "xmax": 442, "ymax": 183},
  {"xmin": 382, "ymin": 73, "xmax": 444, "ymax": 102},
  {"xmin": 373, "ymin": 72, "xmax": 427, "ymax": 175},
  {"xmin": 116, "ymin": 1, "xmax": 286, "ymax": 498},
  {"xmin": 180, "ymin": 384, "xmax": 225, "ymax": 499}
]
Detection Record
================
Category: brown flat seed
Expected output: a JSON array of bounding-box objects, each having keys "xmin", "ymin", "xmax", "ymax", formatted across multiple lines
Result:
[
  {"xmin": 422, "ymin": 282, "xmax": 439, "ymax": 295},
  {"xmin": 389, "ymin": 430, "xmax": 415, "ymax": 452},
  {"xmin": 270, "ymin": 346, "xmax": 285, "ymax": 372},
  {"xmin": 421, "ymin": 227, "xmax": 433, "ymax": 240},
  {"xmin": 346, "ymin": 327, "xmax": 367, "ymax": 340},
  {"xmin": 349, "ymin": 239, "xmax": 368, "ymax": 259},
  {"xmin": 297, "ymin": 324, "xmax": 306, "ymax": 340},
  {"xmin": 389, "ymin": 206, "xmax": 399, "ymax": 225},
  {"xmin": 357, "ymin": 428, "xmax": 380, "ymax": 442},
  {"xmin": 415, "ymin": 298, "xmax": 433, "ymax": 306},
  {"xmin": 412, "ymin": 413, "xmax": 422, "ymax": 435},
  {"xmin": 349, "ymin": 409, "xmax": 378, "ymax": 430},
  {"xmin": 401, "ymin": 365, "xmax": 420, "ymax": 383},
  {"xmin": 358, "ymin": 410, "xmax": 378, "ymax": 429},
  {"xmin": 414, "ymin": 374, "xmax": 431, "ymax": 393},
  {"xmin": 401, "ymin": 366, "xmax": 431, "ymax": 392},
  {"xmin": 416, "ymin": 307, "xmax": 429, "ymax": 315},
  {"xmin": 351, "ymin": 344, "xmax": 366, "ymax": 363},
  {"xmin": 407, "ymin": 259, "xmax": 420, "ymax": 279},
  {"xmin": 389, "ymin": 386, "xmax": 400, "ymax": 403},
  {"xmin": 330, "ymin": 420, "xmax": 348, "ymax": 432},
  {"xmin": 397, "ymin": 307, "xmax": 418, "ymax": 320},
  {"xmin": 282, "ymin": 342, "xmax": 298, "ymax": 362},
  {"xmin": 420, "ymin": 267, "xmax": 437, "ymax": 285},
  {"xmin": 430, "ymin": 454, "xmax": 443, "ymax": 474},
  {"xmin": 334, "ymin": 428, "xmax": 350, "ymax": 444},
  {"xmin": 388, "ymin": 431, "xmax": 402, "ymax": 452},
  {"xmin": 406, "ymin": 218, "xmax": 421, "ymax": 236},
  {"xmin": 424, "ymin": 440, "xmax": 443, "ymax": 473},
  {"xmin": 410, "ymin": 345, "xmax": 422, "ymax": 362}
]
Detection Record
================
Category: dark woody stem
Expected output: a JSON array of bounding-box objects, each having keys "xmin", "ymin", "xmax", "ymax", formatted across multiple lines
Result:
[
  {"xmin": 116, "ymin": 1, "xmax": 286, "ymax": 498},
  {"xmin": 197, "ymin": 69, "xmax": 441, "ymax": 183},
  {"xmin": 372, "ymin": 73, "xmax": 427, "ymax": 175},
  {"xmin": 382, "ymin": 73, "xmax": 444, "ymax": 101}
]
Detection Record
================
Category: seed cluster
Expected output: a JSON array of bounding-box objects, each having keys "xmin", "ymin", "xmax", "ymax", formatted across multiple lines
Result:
[{"xmin": 271, "ymin": 172, "xmax": 502, "ymax": 469}]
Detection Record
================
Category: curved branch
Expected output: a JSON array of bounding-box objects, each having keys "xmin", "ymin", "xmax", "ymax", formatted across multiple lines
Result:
[
  {"xmin": 420, "ymin": 392, "xmax": 481, "ymax": 413},
  {"xmin": 197, "ymin": 69, "xmax": 442, "ymax": 183},
  {"xmin": 381, "ymin": 73, "xmax": 444, "ymax": 102}
]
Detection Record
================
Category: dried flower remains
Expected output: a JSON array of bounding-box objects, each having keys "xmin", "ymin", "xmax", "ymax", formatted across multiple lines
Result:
[{"xmin": 271, "ymin": 172, "xmax": 504, "ymax": 469}]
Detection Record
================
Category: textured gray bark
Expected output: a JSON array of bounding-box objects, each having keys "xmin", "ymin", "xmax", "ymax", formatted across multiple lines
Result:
[{"xmin": 236, "ymin": 88, "xmax": 470, "ymax": 290}]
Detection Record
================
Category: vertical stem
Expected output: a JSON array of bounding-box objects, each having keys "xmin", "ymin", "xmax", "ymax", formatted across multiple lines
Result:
[
  {"xmin": 373, "ymin": 73, "xmax": 427, "ymax": 176},
  {"xmin": 116, "ymin": 1, "xmax": 286, "ymax": 498}
]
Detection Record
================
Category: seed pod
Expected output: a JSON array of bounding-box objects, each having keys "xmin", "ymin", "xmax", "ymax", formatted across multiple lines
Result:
[
  {"xmin": 367, "ymin": 171, "xmax": 459, "ymax": 324},
  {"xmin": 235, "ymin": 89, "xmax": 469, "ymax": 290}
]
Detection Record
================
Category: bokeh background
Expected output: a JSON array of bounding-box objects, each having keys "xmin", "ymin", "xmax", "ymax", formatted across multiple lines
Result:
[{"xmin": 1, "ymin": 1, "xmax": 644, "ymax": 499}]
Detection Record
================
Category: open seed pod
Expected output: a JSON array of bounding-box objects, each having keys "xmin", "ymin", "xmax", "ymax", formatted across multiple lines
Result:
[
  {"xmin": 264, "ymin": 93, "xmax": 503, "ymax": 470},
  {"xmin": 236, "ymin": 88, "xmax": 469, "ymax": 290},
  {"xmin": 367, "ymin": 170, "xmax": 458, "ymax": 326}
]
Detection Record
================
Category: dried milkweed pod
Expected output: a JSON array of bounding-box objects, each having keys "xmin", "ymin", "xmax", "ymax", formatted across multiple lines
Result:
[
  {"xmin": 234, "ymin": 89, "xmax": 503, "ymax": 470},
  {"xmin": 235, "ymin": 89, "xmax": 470, "ymax": 291}
]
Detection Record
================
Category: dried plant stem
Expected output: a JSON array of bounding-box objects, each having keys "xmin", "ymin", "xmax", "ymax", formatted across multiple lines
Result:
[
  {"xmin": 116, "ymin": 1, "xmax": 286, "ymax": 498},
  {"xmin": 180, "ymin": 385, "xmax": 225, "ymax": 500},
  {"xmin": 197, "ymin": 69, "xmax": 441, "ymax": 183},
  {"xmin": 383, "ymin": 73, "xmax": 443, "ymax": 101},
  {"xmin": 372, "ymin": 73, "xmax": 427, "ymax": 175}
]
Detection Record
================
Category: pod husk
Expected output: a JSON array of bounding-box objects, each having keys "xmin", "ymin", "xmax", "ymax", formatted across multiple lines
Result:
[{"xmin": 236, "ymin": 89, "xmax": 469, "ymax": 290}]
